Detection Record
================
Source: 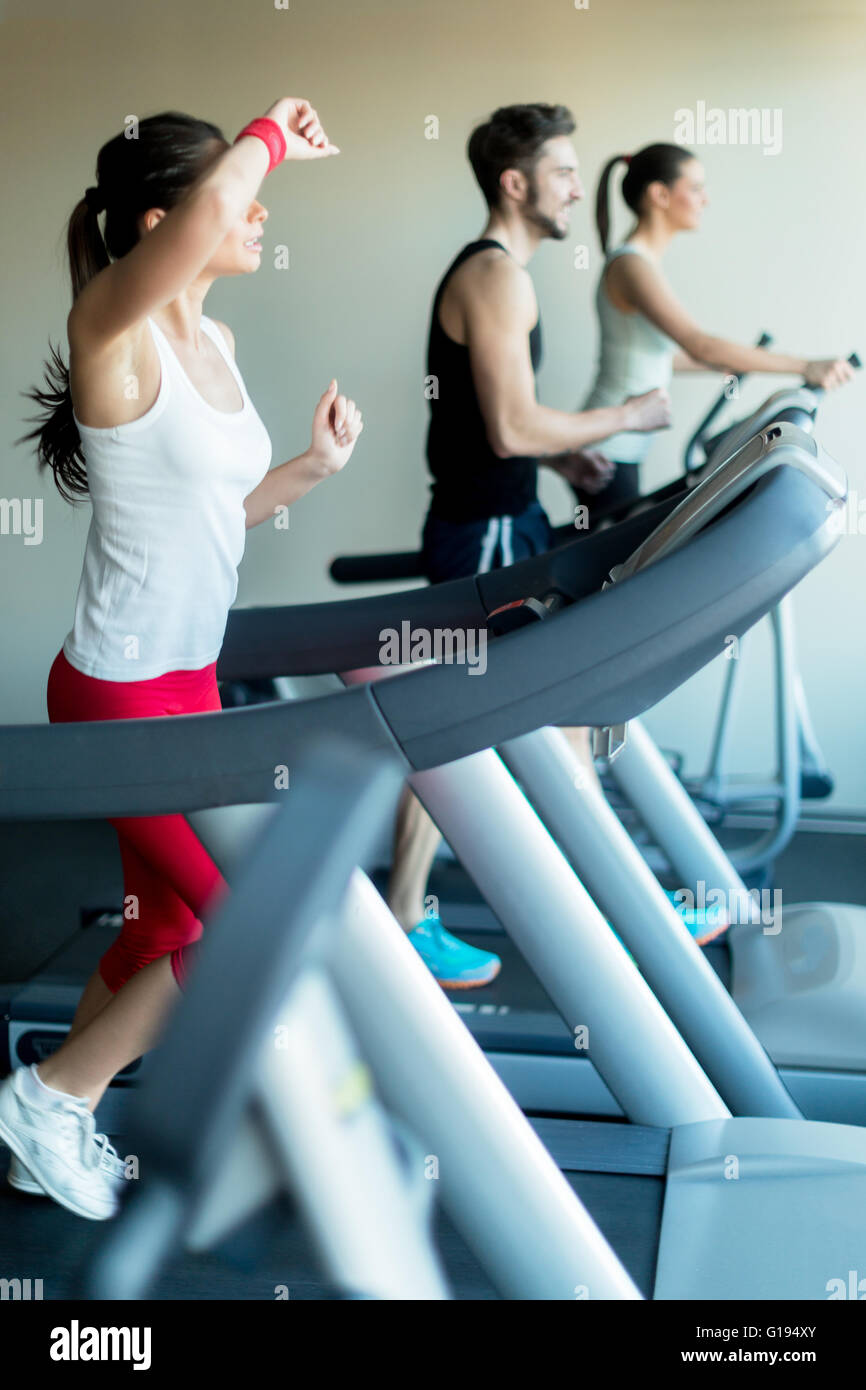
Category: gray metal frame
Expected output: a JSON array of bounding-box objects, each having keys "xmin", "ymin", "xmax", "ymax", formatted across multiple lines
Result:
[
  {"xmin": 87, "ymin": 742, "xmax": 447, "ymax": 1300},
  {"xmin": 408, "ymin": 748, "xmax": 729, "ymax": 1129},
  {"xmin": 676, "ymin": 396, "xmax": 836, "ymax": 873},
  {"xmin": 396, "ymin": 735, "xmax": 866, "ymax": 1300},
  {"xmin": 84, "ymin": 732, "xmax": 866, "ymax": 1303},
  {"xmin": 331, "ymin": 869, "xmax": 639, "ymax": 1299},
  {"xmin": 611, "ymin": 717, "xmax": 762, "ymax": 910},
  {"xmin": 691, "ymin": 598, "xmax": 800, "ymax": 869},
  {"xmin": 607, "ymin": 717, "xmax": 866, "ymax": 1095},
  {"xmin": 88, "ymin": 743, "xmax": 640, "ymax": 1301},
  {"xmin": 345, "ymin": 737, "xmax": 866, "ymax": 1301},
  {"xmin": 498, "ymin": 726, "xmax": 800, "ymax": 1120}
]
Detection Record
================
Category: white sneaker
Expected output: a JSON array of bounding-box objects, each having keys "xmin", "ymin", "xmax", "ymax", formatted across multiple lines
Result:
[
  {"xmin": 6, "ymin": 1152, "xmax": 46, "ymax": 1195},
  {"xmin": 8, "ymin": 1137, "xmax": 128, "ymax": 1196},
  {"xmin": 0, "ymin": 1068, "xmax": 122, "ymax": 1220}
]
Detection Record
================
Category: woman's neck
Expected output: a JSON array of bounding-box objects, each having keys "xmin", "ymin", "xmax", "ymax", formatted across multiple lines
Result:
[
  {"xmin": 152, "ymin": 282, "xmax": 212, "ymax": 348},
  {"xmin": 625, "ymin": 217, "xmax": 677, "ymax": 262}
]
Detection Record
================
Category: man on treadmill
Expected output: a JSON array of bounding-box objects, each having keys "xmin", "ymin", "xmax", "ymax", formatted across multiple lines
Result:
[
  {"xmin": 421, "ymin": 101, "xmax": 669, "ymax": 581},
  {"xmin": 395, "ymin": 103, "xmax": 671, "ymax": 989}
]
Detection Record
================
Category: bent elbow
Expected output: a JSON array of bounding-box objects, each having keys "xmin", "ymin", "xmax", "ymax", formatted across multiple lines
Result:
[
  {"xmin": 487, "ymin": 421, "xmax": 523, "ymax": 459},
  {"xmin": 689, "ymin": 333, "xmax": 719, "ymax": 369}
]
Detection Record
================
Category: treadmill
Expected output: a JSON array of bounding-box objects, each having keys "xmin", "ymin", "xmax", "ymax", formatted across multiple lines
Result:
[
  {"xmin": 437, "ymin": 383, "xmax": 866, "ymax": 1125},
  {"xmin": 6, "ymin": 384, "xmax": 835, "ymax": 1128},
  {"xmin": 326, "ymin": 376, "xmax": 866, "ymax": 1123},
  {"xmin": 5, "ymin": 421, "xmax": 866, "ymax": 1299},
  {"xmin": 82, "ymin": 739, "xmax": 641, "ymax": 1302},
  {"xmin": 329, "ymin": 361, "xmax": 859, "ymax": 881}
]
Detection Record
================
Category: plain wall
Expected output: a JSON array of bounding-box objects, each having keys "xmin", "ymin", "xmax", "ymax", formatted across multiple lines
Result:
[{"xmin": 1, "ymin": 0, "xmax": 865, "ymax": 808}]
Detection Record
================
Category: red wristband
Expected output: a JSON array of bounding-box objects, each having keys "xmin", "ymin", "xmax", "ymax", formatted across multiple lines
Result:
[{"xmin": 234, "ymin": 117, "xmax": 287, "ymax": 174}]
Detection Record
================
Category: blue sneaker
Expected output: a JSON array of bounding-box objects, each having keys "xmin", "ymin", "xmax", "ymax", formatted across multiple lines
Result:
[
  {"xmin": 664, "ymin": 889, "xmax": 729, "ymax": 945},
  {"xmin": 407, "ymin": 917, "xmax": 501, "ymax": 989}
]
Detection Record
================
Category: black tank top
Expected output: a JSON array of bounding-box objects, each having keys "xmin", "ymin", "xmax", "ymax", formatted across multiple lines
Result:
[{"xmin": 425, "ymin": 239, "xmax": 543, "ymax": 522}]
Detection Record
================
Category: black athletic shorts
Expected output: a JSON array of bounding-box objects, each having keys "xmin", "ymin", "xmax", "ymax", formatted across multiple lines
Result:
[{"xmin": 421, "ymin": 500, "xmax": 554, "ymax": 583}]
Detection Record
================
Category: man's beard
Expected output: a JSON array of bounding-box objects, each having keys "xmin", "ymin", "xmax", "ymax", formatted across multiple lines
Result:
[{"xmin": 525, "ymin": 182, "xmax": 568, "ymax": 241}]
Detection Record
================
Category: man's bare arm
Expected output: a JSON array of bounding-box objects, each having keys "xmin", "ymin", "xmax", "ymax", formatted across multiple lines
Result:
[{"xmin": 463, "ymin": 255, "xmax": 669, "ymax": 457}]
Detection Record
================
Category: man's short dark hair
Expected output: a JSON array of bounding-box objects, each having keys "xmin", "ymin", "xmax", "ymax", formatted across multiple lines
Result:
[{"xmin": 467, "ymin": 104, "xmax": 576, "ymax": 209}]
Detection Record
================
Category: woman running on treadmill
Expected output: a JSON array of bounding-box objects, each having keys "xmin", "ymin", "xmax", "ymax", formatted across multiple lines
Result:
[
  {"xmin": 578, "ymin": 142, "xmax": 855, "ymax": 513},
  {"xmin": 0, "ymin": 100, "xmax": 361, "ymax": 1220}
]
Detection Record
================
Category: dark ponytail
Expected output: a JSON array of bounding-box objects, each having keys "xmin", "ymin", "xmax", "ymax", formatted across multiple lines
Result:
[
  {"xmin": 595, "ymin": 142, "xmax": 693, "ymax": 254},
  {"xmin": 595, "ymin": 155, "xmax": 629, "ymax": 256},
  {"xmin": 17, "ymin": 111, "xmax": 228, "ymax": 503}
]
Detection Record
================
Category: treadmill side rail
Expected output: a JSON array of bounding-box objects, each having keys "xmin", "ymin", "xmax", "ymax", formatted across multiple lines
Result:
[
  {"xmin": 655, "ymin": 1116, "xmax": 866, "ymax": 1300},
  {"xmin": 333, "ymin": 870, "xmax": 643, "ymax": 1301},
  {"xmin": 611, "ymin": 424, "xmax": 844, "ymax": 586}
]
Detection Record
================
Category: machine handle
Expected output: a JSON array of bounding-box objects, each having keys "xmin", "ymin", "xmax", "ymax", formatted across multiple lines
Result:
[
  {"xmin": 807, "ymin": 351, "xmax": 861, "ymax": 402},
  {"xmin": 610, "ymin": 423, "xmax": 845, "ymax": 586},
  {"xmin": 683, "ymin": 332, "xmax": 773, "ymax": 474},
  {"xmin": 330, "ymin": 550, "xmax": 425, "ymax": 583}
]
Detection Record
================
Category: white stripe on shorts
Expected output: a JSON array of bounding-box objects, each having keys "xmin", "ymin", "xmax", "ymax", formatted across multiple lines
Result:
[
  {"xmin": 477, "ymin": 517, "xmax": 501, "ymax": 573},
  {"xmin": 500, "ymin": 515, "xmax": 514, "ymax": 567}
]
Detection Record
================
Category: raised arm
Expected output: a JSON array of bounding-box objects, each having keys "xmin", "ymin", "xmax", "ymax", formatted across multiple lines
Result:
[
  {"xmin": 611, "ymin": 254, "xmax": 855, "ymax": 390},
  {"xmin": 68, "ymin": 99, "xmax": 337, "ymax": 350},
  {"xmin": 465, "ymin": 255, "xmax": 670, "ymax": 459}
]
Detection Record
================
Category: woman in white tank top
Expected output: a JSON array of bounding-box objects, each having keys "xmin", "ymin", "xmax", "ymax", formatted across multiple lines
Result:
[
  {"xmin": 579, "ymin": 142, "xmax": 854, "ymax": 512},
  {"xmin": 3, "ymin": 100, "xmax": 363, "ymax": 1219}
]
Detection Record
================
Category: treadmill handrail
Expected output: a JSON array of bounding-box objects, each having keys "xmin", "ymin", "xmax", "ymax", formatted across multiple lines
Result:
[
  {"xmin": 689, "ymin": 353, "xmax": 859, "ymax": 477},
  {"xmin": 698, "ymin": 387, "xmax": 819, "ymax": 473},
  {"xmin": 330, "ymin": 550, "xmax": 425, "ymax": 583},
  {"xmin": 0, "ymin": 444, "xmax": 844, "ymax": 815},
  {"xmin": 217, "ymin": 497, "xmax": 682, "ymax": 682},
  {"xmin": 120, "ymin": 740, "xmax": 403, "ymax": 1184},
  {"xmin": 682, "ymin": 331, "xmax": 773, "ymax": 473},
  {"xmin": 0, "ymin": 684, "xmax": 403, "ymax": 820},
  {"xmin": 609, "ymin": 424, "xmax": 845, "ymax": 586}
]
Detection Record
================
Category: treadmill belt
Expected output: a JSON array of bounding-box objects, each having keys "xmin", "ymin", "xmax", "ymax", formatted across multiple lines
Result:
[
  {"xmin": 443, "ymin": 932, "xmax": 575, "ymax": 1054},
  {"xmin": 567, "ymin": 1171, "xmax": 664, "ymax": 1300},
  {"xmin": 530, "ymin": 1118, "xmax": 669, "ymax": 1176},
  {"xmin": 0, "ymin": 1150, "xmax": 499, "ymax": 1300}
]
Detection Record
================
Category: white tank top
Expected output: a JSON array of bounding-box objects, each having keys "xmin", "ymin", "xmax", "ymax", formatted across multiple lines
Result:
[
  {"xmin": 63, "ymin": 315, "xmax": 272, "ymax": 681},
  {"xmin": 582, "ymin": 244, "xmax": 677, "ymax": 465}
]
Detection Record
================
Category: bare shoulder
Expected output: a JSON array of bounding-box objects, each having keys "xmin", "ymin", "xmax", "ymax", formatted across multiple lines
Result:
[
  {"xmin": 66, "ymin": 306, "xmax": 157, "ymax": 429},
  {"xmin": 439, "ymin": 243, "xmax": 535, "ymax": 344},
  {"xmin": 66, "ymin": 299, "xmax": 149, "ymax": 380},
  {"xmin": 208, "ymin": 318, "xmax": 236, "ymax": 358},
  {"xmin": 457, "ymin": 245, "xmax": 536, "ymax": 319},
  {"xmin": 605, "ymin": 250, "xmax": 667, "ymax": 313},
  {"xmin": 67, "ymin": 300, "xmax": 153, "ymax": 367},
  {"xmin": 608, "ymin": 250, "xmax": 664, "ymax": 293}
]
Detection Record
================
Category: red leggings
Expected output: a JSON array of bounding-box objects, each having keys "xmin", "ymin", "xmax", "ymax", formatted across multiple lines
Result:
[{"xmin": 47, "ymin": 649, "xmax": 225, "ymax": 993}]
